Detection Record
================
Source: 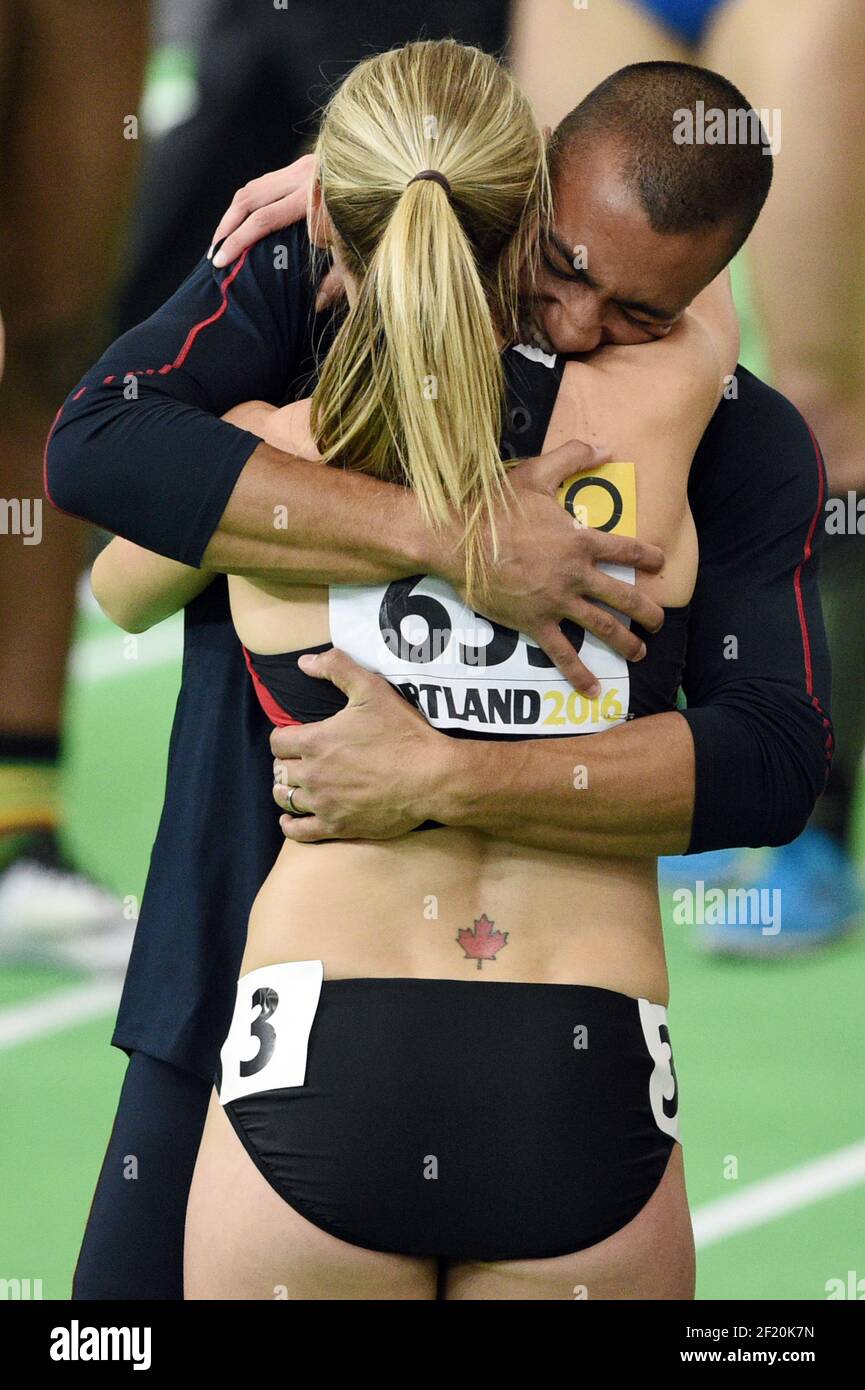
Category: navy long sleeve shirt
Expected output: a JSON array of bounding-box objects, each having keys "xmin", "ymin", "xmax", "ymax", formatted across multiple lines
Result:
[{"xmin": 45, "ymin": 223, "xmax": 833, "ymax": 1079}]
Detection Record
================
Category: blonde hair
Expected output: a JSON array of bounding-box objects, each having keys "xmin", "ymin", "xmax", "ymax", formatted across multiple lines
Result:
[{"xmin": 310, "ymin": 39, "xmax": 551, "ymax": 600}]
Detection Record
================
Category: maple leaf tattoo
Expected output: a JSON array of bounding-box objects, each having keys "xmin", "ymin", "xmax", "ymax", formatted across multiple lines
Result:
[{"xmin": 456, "ymin": 913, "xmax": 509, "ymax": 969}]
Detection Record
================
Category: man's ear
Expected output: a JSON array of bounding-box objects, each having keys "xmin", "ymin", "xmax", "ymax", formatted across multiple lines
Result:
[{"xmin": 307, "ymin": 179, "xmax": 333, "ymax": 250}]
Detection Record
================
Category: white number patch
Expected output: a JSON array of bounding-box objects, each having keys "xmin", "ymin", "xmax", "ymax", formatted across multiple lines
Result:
[
  {"xmin": 219, "ymin": 960, "xmax": 324, "ymax": 1105},
  {"xmin": 638, "ymin": 998, "xmax": 680, "ymax": 1141}
]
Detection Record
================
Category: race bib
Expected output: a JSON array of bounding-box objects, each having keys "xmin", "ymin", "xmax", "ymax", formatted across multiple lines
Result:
[
  {"xmin": 218, "ymin": 960, "xmax": 324, "ymax": 1105},
  {"xmin": 328, "ymin": 461, "xmax": 637, "ymax": 737}
]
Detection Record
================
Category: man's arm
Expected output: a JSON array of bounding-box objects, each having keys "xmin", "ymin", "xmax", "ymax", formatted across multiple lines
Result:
[
  {"xmin": 273, "ymin": 653, "xmax": 695, "ymax": 854},
  {"xmin": 199, "ymin": 441, "xmax": 440, "ymax": 583},
  {"xmin": 44, "ymin": 221, "xmax": 666, "ymax": 691},
  {"xmin": 430, "ymin": 372, "xmax": 833, "ymax": 854},
  {"xmin": 275, "ymin": 371, "xmax": 832, "ymax": 857},
  {"xmin": 44, "ymin": 219, "xmax": 446, "ymax": 583},
  {"xmin": 44, "ymin": 222, "xmax": 434, "ymax": 581},
  {"xmin": 429, "ymin": 710, "xmax": 694, "ymax": 856},
  {"xmin": 45, "ymin": 224, "xmax": 322, "ymax": 567},
  {"xmin": 677, "ymin": 369, "xmax": 833, "ymax": 851}
]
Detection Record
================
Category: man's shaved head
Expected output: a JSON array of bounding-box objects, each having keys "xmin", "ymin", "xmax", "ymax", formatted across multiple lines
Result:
[
  {"xmin": 550, "ymin": 61, "xmax": 773, "ymax": 262},
  {"xmin": 535, "ymin": 61, "xmax": 773, "ymax": 354}
]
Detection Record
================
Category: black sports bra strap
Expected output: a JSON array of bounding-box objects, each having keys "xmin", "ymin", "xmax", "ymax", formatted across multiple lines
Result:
[{"xmin": 500, "ymin": 347, "xmax": 566, "ymax": 461}]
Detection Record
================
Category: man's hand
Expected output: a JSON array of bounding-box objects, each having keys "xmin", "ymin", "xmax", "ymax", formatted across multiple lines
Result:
[
  {"xmin": 270, "ymin": 649, "xmax": 442, "ymax": 842},
  {"xmin": 208, "ymin": 153, "xmax": 342, "ymax": 312},
  {"xmin": 455, "ymin": 439, "xmax": 665, "ymax": 695}
]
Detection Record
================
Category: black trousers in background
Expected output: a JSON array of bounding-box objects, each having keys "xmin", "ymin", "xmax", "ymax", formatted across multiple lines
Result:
[
  {"xmin": 72, "ymin": 1052, "xmax": 211, "ymax": 1300},
  {"xmin": 115, "ymin": 0, "xmax": 510, "ymax": 331}
]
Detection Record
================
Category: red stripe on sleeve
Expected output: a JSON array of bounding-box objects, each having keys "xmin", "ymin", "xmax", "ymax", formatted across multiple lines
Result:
[
  {"xmin": 45, "ymin": 251, "xmax": 252, "ymax": 516},
  {"xmin": 792, "ymin": 425, "xmax": 826, "ymax": 697},
  {"xmin": 165, "ymin": 250, "xmax": 249, "ymax": 372},
  {"xmin": 794, "ymin": 425, "xmax": 833, "ymax": 772},
  {"xmin": 42, "ymin": 405, "xmax": 93, "ymax": 523}
]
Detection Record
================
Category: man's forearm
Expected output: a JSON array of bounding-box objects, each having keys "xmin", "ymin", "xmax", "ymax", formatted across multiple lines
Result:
[
  {"xmin": 430, "ymin": 710, "xmax": 695, "ymax": 857},
  {"xmin": 202, "ymin": 442, "xmax": 454, "ymax": 585}
]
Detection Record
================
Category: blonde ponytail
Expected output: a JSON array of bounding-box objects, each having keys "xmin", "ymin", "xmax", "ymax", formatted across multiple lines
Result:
[{"xmin": 310, "ymin": 40, "xmax": 550, "ymax": 600}]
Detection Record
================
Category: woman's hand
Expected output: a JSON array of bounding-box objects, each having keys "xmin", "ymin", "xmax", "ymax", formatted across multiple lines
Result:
[
  {"xmin": 208, "ymin": 153, "xmax": 343, "ymax": 312},
  {"xmin": 209, "ymin": 154, "xmax": 314, "ymax": 264}
]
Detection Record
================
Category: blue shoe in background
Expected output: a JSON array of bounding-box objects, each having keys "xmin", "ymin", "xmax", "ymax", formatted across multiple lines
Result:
[{"xmin": 658, "ymin": 828, "xmax": 861, "ymax": 956}]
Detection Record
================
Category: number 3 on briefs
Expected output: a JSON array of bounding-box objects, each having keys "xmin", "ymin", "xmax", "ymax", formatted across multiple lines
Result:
[{"xmin": 219, "ymin": 961, "xmax": 325, "ymax": 1105}]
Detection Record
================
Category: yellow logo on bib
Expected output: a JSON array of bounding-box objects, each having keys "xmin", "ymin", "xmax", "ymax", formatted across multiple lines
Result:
[{"xmin": 556, "ymin": 461, "xmax": 636, "ymax": 538}]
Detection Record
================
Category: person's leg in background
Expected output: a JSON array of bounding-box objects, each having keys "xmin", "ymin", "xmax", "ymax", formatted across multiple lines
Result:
[
  {"xmin": 510, "ymin": 0, "xmax": 689, "ymax": 130},
  {"xmin": 73, "ymin": 1052, "xmax": 211, "ymax": 1299},
  {"xmin": 693, "ymin": 0, "xmax": 865, "ymax": 948},
  {"xmin": 0, "ymin": 0, "xmax": 148, "ymax": 958},
  {"xmin": 704, "ymin": 0, "xmax": 865, "ymax": 497}
]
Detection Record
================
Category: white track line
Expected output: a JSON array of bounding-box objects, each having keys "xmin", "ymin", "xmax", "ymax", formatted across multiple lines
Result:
[
  {"xmin": 0, "ymin": 979, "xmax": 121, "ymax": 1051},
  {"xmin": 693, "ymin": 1139, "xmax": 865, "ymax": 1248}
]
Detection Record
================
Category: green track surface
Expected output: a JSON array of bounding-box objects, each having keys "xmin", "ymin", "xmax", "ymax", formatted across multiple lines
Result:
[
  {"xmin": 0, "ymin": 1019, "xmax": 125, "ymax": 1299},
  {"xmin": 1, "ymin": 268, "xmax": 862, "ymax": 1300}
]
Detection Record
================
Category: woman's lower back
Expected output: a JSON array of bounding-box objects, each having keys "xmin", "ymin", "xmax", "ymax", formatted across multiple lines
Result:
[{"xmin": 241, "ymin": 828, "xmax": 669, "ymax": 1004}]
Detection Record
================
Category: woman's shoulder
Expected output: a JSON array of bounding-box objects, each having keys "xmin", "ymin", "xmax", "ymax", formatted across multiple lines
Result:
[{"xmin": 260, "ymin": 397, "xmax": 321, "ymax": 462}]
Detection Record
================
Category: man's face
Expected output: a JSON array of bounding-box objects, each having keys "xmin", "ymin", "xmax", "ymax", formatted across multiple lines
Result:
[{"xmin": 536, "ymin": 139, "xmax": 732, "ymax": 355}]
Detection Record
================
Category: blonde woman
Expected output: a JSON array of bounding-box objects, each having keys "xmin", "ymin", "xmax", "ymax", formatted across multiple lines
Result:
[{"xmin": 92, "ymin": 39, "xmax": 738, "ymax": 1299}]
